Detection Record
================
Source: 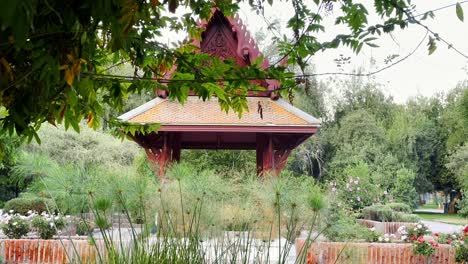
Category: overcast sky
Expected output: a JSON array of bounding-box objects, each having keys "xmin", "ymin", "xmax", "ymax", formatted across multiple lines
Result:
[{"xmin": 164, "ymin": 1, "xmax": 468, "ymax": 103}]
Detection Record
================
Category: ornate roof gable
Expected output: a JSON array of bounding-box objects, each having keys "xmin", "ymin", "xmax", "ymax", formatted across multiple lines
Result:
[
  {"xmin": 194, "ymin": 10, "xmax": 267, "ymax": 68},
  {"xmin": 196, "ymin": 9, "xmax": 282, "ymax": 96},
  {"xmin": 159, "ymin": 9, "xmax": 281, "ymax": 99}
]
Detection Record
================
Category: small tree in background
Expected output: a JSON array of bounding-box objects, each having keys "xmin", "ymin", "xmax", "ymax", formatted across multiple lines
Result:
[{"xmin": 392, "ymin": 168, "xmax": 419, "ymax": 209}]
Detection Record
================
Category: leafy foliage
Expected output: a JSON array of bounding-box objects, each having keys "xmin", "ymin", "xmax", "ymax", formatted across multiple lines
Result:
[
  {"xmin": 0, "ymin": 215, "xmax": 30, "ymax": 239},
  {"xmin": 392, "ymin": 168, "xmax": 418, "ymax": 208},
  {"xmin": 0, "ymin": 0, "xmax": 461, "ymax": 149},
  {"xmin": 3, "ymin": 197, "xmax": 56, "ymax": 215},
  {"xmin": 31, "ymin": 214, "xmax": 66, "ymax": 239},
  {"xmin": 360, "ymin": 204, "xmax": 419, "ymax": 222}
]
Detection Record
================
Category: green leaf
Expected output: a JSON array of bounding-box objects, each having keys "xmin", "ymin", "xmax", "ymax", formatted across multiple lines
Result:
[
  {"xmin": 456, "ymin": 3, "xmax": 464, "ymax": 22},
  {"xmin": 427, "ymin": 37, "xmax": 437, "ymax": 55},
  {"xmin": 366, "ymin": 42, "xmax": 379, "ymax": 48}
]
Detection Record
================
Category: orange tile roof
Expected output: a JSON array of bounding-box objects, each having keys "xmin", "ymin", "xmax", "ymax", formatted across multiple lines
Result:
[{"xmin": 119, "ymin": 96, "xmax": 320, "ymax": 127}]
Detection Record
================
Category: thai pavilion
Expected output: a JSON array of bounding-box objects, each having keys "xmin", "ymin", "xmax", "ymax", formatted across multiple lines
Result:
[{"xmin": 118, "ymin": 9, "xmax": 320, "ymax": 179}]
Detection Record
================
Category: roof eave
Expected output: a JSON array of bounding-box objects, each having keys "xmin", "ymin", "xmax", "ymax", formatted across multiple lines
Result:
[
  {"xmin": 118, "ymin": 98, "xmax": 164, "ymax": 121},
  {"xmin": 129, "ymin": 124, "xmax": 319, "ymax": 133}
]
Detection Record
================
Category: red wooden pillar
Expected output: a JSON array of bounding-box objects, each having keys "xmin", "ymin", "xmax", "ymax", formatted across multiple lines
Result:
[
  {"xmin": 145, "ymin": 133, "xmax": 173, "ymax": 180},
  {"xmin": 256, "ymin": 133, "xmax": 274, "ymax": 177},
  {"xmin": 256, "ymin": 134, "xmax": 265, "ymax": 176},
  {"xmin": 256, "ymin": 133, "xmax": 292, "ymax": 177},
  {"xmin": 172, "ymin": 133, "xmax": 181, "ymax": 162}
]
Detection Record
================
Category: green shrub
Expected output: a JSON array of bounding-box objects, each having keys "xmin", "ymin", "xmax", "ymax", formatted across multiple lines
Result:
[
  {"xmin": 360, "ymin": 204, "xmax": 418, "ymax": 222},
  {"xmin": 323, "ymin": 205, "xmax": 370, "ymax": 241},
  {"xmin": 3, "ymin": 197, "xmax": 55, "ymax": 215},
  {"xmin": 75, "ymin": 219, "xmax": 94, "ymax": 236},
  {"xmin": 361, "ymin": 204, "xmax": 393, "ymax": 221},
  {"xmin": 386, "ymin": 202, "xmax": 412, "ymax": 213},
  {"xmin": 31, "ymin": 214, "xmax": 66, "ymax": 239},
  {"xmin": 1, "ymin": 215, "xmax": 30, "ymax": 239},
  {"xmin": 457, "ymin": 192, "xmax": 468, "ymax": 217},
  {"xmin": 393, "ymin": 212, "xmax": 419, "ymax": 222}
]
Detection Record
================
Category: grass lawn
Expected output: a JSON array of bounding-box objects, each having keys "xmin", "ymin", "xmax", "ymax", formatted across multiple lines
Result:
[
  {"xmin": 418, "ymin": 203, "xmax": 441, "ymax": 210},
  {"xmin": 416, "ymin": 212, "xmax": 468, "ymax": 225}
]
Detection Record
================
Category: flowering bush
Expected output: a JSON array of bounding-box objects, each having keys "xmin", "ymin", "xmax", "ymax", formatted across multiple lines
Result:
[
  {"xmin": 411, "ymin": 236, "xmax": 438, "ymax": 257},
  {"xmin": 398, "ymin": 223, "xmax": 438, "ymax": 258},
  {"xmin": 0, "ymin": 213, "xmax": 30, "ymax": 239},
  {"xmin": 433, "ymin": 232, "xmax": 463, "ymax": 245},
  {"xmin": 377, "ymin": 233, "xmax": 396, "ymax": 243},
  {"xmin": 31, "ymin": 213, "xmax": 67, "ymax": 239},
  {"xmin": 452, "ymin": 225, "xmax": 468, "ymax": 263},
  {"xmin": 329, "ymin": 162, "xmax": 382, "ymax": 213},
  {"xmin": 398, "ymin": 222, "xmax": 430, "ymax": 241},
  {"xmin": 405, "ymin": 222, "xmax": 431, "ymax": 238}
]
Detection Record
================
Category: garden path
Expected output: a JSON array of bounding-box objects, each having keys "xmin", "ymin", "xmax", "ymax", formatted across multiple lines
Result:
[
  {"xmin": 422, "ymin": 220, "xmax": 462, "ymax": 234},
  {"xmin": 413, "ymin": 208, "xmax": 444, "ymax": 213}
]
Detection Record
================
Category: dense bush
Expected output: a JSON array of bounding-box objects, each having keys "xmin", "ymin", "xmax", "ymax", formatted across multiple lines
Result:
[
  {"xmin": 75, "ymin": 219, "xmax": 94, "ymax": 236},
  {"xmin": 386, "ymin": 202, "xmax": 412, "ymax": 213},
  {"xmin": 0, "ymin": 215, "xmax": 30, "ymax": 239},
  {"xmin": 31, "ymin": 214, "xmax": 67, "ymax": 239},
  {"xmin": 361, "ymin": 204, "xmax": 419, "ymax": 222},
  {"xmin": 3, "ymin": 197, "xmax": 55, "ymax": 215},
  {"xmin": 26, "ymin": 124, "xmax": 140, "ymax": 168},
  {"xmin": 392, "ymin": 212, "xmax": 420, "ymax": 222},
  {"xmin": 334, "ymin": 161, "xmax": 381, "ymax": 211},
  {"xmin": 322, "ymin": 199, "xmax": 371, "ymax": 241}
]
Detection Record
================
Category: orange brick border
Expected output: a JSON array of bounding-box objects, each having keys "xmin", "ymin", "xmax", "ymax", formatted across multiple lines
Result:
[
  {"xmin": 296, "ymin": 240, "xmax": 460, "ymax": 264},
  {"xmin": 0, "ymin": 239, "xmax": 103, "ymax": 264}
]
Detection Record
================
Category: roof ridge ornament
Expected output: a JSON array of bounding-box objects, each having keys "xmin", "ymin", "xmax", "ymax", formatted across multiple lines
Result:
[{"xmin": 161, "ymin": 8, "xmax": 284, "ymax": 99}]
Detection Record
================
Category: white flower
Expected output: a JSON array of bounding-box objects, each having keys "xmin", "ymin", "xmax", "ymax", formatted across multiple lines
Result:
[
  {"xmin": 12, "ymin": 222, "xmax": 17, "ymax": 226},
  {"xmin": 417, "ymin": 224, "xmax": 422, "ymax": 229},
  {"xmin": 357, "ymin": 187, "xmax": 361, "ymax": 191},
  {"xmin": 378, "ymin": 237, "xmax": 383, "ymax": 242},
  {"xmin": 348, "ymin": 188, "xmax": 353, "ymax": 192},
  {"xmin": 349, "ymin": 177, "xmax": 354, "ymax": 183},
  {"xmin": 452, "ymin": 234, "xmax": 457, "ymax": 239},
  {"xmin": 27, "ymin": 210, "xmax": 32, "ymax": 215},
  {"xmin": 49, "ymin": 222, "xmax": 55, "ymax": 227},
  {"xmin": 402, "ymin": 235, "xmax": 407, "ymax": 240},
  {"xmin": 383, "ymin": 191, "xmax": 388, "ymax": 195},
  {"xmin": 332, "ymin": 187, "xmax": 336, "ymax": 192},
  {"xmin": 357, "ymin": 196, "xmax": 361, "ymax": 202},
  {"xmin": 346, "ymin": 183, "xmax": 350, "ymax": 189},
  {"xmin": 65, "ymin": 215, "xmax": 71, "ymax": 218},
  {"xmin": 354, "ymin": 180, "xmax": 359, "ymax": 185},
  {"xmin": 384, "ymin": 237, "xmax": 390, "ymax": 242},
  {"xmin": 9, "ymin": 210, "xmax": 14, "ymax": 214},
  {"xmin": 54, "ymin": 216, "xmax": 60, "ymax": 220},
  {"xmin": 370, "ymin": 227, "xmax": 375, "ymax": 232}
]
